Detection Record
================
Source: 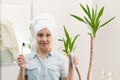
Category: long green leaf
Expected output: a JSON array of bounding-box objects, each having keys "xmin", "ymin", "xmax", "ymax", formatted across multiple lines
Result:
[
  {"xmin": 91, "ymin": 8, "xmax": 96, "ymax": 29},
  {"xmin": 80, "ymin": 4, "xmax": 88, "ymax": 16},
  {"xmin": 95, "ymin": 5, "xmax": 97, "ymax": 18},
  {"xmin": 65, "ymin": 39, "xmax": 69, "ymax": 52},
  {"xmin": 91, "ymin": 8, "xmax": 97, "ymax": 33},
  {"xmin": 58, "ymin": 39, "xmax": 64, "ymax": 41},
  {"xmin": 84, "ymin": 16, "xmax": 91, "ymax": 26},
  {"xmin": 64, "ymin": 26, "xmax": 74, "ymax": 54},
  {"xmin": 63, "ymin": 26, "xmax": 71, "ymax": 46},
  {"xmin": 92, "ymin": 8, "xmax": 95, "ymax": 21},
  {"xmin": 94, "ymin": 5, "xmax": 98, "ymax": 27},
  {"xmin": 63, "ymin": 38, "xmax": 66, "ymax": 49},
  {"xmin": 70, "ymin": 14, "xmax": 86, "ymax": 23},
  {"xmin": 70, "ymin": 34, "xmax": 80, "ymax": 52},
  {"xmin": 94, "ymin": 21, "xmax": 100, "ymax": 36},
  {"xmin": 63, "ymin": 26, "xmax": 70, "ymax": 40},
  {"xmin": 73, "ymin": 47, "xmax": 77, "ymax": 52},
  {"xmin": 61, "ymin": 37, "xmax": 69, "ymax": 55},
  {"xmin": 84, "ymin": 16, "xmax": 93, "ymax": 31},
  {"xmin": 100, "ymin": 17, "xmax": 115, "ymax": 27},
  {"xmin": 86, "ymin": 4, "xmax": 91, "ymax": 20},
  {"xmin": 62, "ymin": 50, "xmax": 68, "ymax": 55},
  {"xmin": 96, "ymin": 7, "xmax": 104, "ymax": 24}
]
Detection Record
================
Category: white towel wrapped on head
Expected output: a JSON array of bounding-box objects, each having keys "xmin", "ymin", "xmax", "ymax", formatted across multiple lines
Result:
[{"xmin": 30, "ymin": 13, "xmax": 58, "ymax": 52}]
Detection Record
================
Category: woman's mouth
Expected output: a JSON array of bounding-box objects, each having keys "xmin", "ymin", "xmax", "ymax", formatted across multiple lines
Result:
[{"xmin": 40, "ymin": 43, "xmax": 48, "ymax": 47}]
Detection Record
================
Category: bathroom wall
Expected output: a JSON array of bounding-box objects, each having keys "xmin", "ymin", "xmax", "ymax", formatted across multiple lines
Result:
[{"xmin": 92, "ymin": 0, "xmax": 120, "ymax": 80}]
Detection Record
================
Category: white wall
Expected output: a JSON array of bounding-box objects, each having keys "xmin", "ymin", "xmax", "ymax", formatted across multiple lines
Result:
[{"xmin": 92, "ymin": 0, "xmax": 120, "ymax": 80}]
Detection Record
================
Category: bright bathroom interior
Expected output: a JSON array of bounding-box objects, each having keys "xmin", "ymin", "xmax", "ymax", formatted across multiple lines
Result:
[{"xmin": 0, "ymin": 0, "xmax": 120, "ymax": 80}]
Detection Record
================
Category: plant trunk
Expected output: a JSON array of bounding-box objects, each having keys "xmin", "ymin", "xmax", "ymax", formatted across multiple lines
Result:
[
  {"xmin": 75, "ymin": 67, "xmax": 82, "ymax": 80},
  {"xmin": 67, "ymin": 55, "xmax": 74, "ymax": 80},
  {"xmin": 67, "ymin": 54, "xmax": 82, "ymax": 80},
  {"xmin": 87, "ymin": 36, "xmax": 94, "ymax": 80}
]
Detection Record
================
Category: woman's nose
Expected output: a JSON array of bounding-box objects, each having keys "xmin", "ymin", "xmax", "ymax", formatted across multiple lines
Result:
[{"xmin": 42, "ymin": 36, "xmax": 47, "ymax": 41}]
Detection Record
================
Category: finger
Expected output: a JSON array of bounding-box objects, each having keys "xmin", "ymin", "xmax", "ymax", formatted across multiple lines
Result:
[
  {"xmin": 18, "ymin": 54, "xmax": 24, "ymax": 58},
  {"xmin": 17, "ymin": 61, "xmax": 24, "ymax": 66},
  {"xmin": 17, "ymin": 58, "xmax": 25, "ymax": 63},
  {"xmin": 74, "ymin": 60, "xmax": 78, "ymax": 64},
  {"xmin": 17, "ymin": 59, "xmax": 25, "ymax": 63},
  {"xmin": 17, "ymin": 55, "xmax": 24, "ymax": 60},
  {"xmin": 19, "ymin": 54, "xmax": 24, "ymax": 57},
  {"xmin": 17, "ymin": 59, "xmax": 23, "ymax": 62},
  {"xmin": 74, "ymin": 59, "xmax": 79, "ymax": 64},
  {"xmin": 73, "ymin": 56, "xmax": 79, "ymax": 66},
  {"xmin": 18, "ymin": 57, "xmax": 24, "ymax": 60}
]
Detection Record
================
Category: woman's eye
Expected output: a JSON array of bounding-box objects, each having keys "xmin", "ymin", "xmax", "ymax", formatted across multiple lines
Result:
[
  {"xmin": 46, "ymin": 34, "xmax": 51, "ymax": 37},
  {"xmin": 37, "ymin": 33, "xmax": 43, "ymax": 37}
]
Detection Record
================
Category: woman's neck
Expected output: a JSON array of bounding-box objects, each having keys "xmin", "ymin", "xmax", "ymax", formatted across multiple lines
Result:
[{"xmin": 36, "ymin": 47, "xmax": 51, "ymax": 60}]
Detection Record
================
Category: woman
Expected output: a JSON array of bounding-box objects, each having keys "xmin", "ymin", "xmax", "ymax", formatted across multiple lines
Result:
[{"xmin": 17, "ymin": 14, "xmax": 78, "ymax": 80}]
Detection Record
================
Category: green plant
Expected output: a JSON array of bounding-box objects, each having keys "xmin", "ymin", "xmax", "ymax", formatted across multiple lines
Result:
[
  {"xmin": 27, "ymin": 43, "xmax": 31, "ymax": 49},
  {"xmin": 26, "ymin": 26, "xmax": 32, "ymax": 49},
  {"xmin": 58, "ymin": 26, "xmax": 81, "ymax": 80},
  {"xmin": 58, "ymin": 26, "xmax": 80, "ymax": 56},
  {"xmin": 70, "ymin": 3, "xmax": 115, "ymax": 80}
]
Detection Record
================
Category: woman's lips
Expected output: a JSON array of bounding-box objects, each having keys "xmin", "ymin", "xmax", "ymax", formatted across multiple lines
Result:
[
  {"xmin": 41, "ymin": 43, "xmax": 48, "ymax": 44},
  {"xmin": 40, "ymin": 43, "xmax": 48, "ymax": 46}
]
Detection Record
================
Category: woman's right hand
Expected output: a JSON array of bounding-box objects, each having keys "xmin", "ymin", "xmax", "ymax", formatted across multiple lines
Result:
[{"xmin": 17, "ymin": 54, "xmax": 25, "ymax": 69}]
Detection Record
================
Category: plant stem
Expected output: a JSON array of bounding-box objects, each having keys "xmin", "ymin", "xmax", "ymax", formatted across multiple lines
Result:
[
  {"xmin": 87, "ymin": 35, "xmax": 94, "ymax": 80},
  {"xmin": 67, "ymin": 55, "xmax": 74, "ymax": 80},
  {"xmin": 75, "ymin": 67, "xmax": 82, "ymax": 80},
  {"xmin": 68, "ymin": 54, "xmax": 82, "ymax": 80}
]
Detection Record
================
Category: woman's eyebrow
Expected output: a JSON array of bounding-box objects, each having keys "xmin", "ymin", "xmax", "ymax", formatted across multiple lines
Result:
[
  {"xmin": 46, "ymin": 33, "xmax": 51, "ymax": 34},
  {"xmin": 37, "ymin": 32, "xmax": 43, "ymax": 34}
]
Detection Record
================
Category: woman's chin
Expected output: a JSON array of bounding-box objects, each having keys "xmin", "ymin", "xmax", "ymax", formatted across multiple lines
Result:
[{"xmin": 41, "ymin": 45, "xmax": 49, "ymax": 49}]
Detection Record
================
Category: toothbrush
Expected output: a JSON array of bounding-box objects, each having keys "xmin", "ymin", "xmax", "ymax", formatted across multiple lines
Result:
[
  {"xmin": 21, "ymin": 43, "xmax": 38, "ymax": 65},
  {"xmin": 21, "ymin": 42, "xmax": 25, "ymax": 80},
  {"xmin": 21, "ymin": 43, "xmax": 25, "ymax": 54}
]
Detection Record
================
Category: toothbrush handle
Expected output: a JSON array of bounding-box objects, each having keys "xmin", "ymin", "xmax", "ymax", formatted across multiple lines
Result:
[{"xmin": 21, "ymin": 46, "xmax": 23, "ymax": 54}]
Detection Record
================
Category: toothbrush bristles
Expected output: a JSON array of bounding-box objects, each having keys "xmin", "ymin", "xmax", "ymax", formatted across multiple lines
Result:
[{"xmin": 22, "ymin": 42, "xmax": 26, "ymax": 47}]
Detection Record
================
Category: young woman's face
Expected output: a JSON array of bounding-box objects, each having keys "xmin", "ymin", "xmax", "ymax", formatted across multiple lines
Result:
[{"xmin": 36, "ymin": 28, "xmax": 52, "ymax": 50}]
